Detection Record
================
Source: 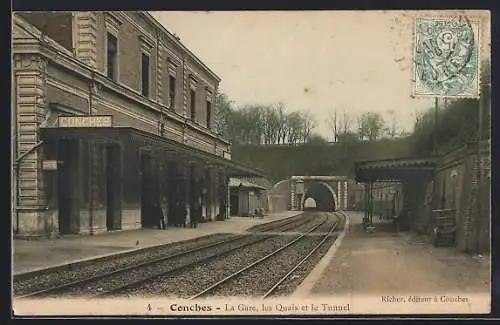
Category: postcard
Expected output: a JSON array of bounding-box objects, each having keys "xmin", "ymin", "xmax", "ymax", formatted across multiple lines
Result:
[{"xmin": 12, "ymin": 9, "xmax": 491, "ymax": 317}]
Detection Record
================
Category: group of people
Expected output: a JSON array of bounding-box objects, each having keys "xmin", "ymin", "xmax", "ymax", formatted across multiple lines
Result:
[
  {"xmin": 252, "ymin": 208, "xmax": 265, "ymax": 218},
  {"xmin": 153, "ymin": 196, "xmax": 202, "ymax": 230}
]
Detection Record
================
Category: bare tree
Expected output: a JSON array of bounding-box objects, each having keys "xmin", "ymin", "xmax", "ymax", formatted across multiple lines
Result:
[
  {"xmin": 286, "ymin": 112, "xmax": 303, "ymax": 145},
  {"xmin": 385, "ymin": 110, "xmax": 399, "ymax": 138},
  {"xmin": 358, "ymin": 112, "xmax": 385, "ymax": 141},
  {"xmin": 262, "ymin": 105, "xmax": 278, "ymax": 144},
  {"xmin": 357, "ymin": 116, "xmax": 368, "ymax": 141},
  {"xmin": 301, "ymin": 110, "xmax": 317, "ymax": 143},
  {"xmin": 340, "ymin": 109, "xmax": 352, "ymax": 137},
  {"xmin": 275, "ymin": 102, "xmax": 288, "ymax": 144},
  {"xmin": 327, "ymin": 109, "xmax": 338, "ymax": 142}
]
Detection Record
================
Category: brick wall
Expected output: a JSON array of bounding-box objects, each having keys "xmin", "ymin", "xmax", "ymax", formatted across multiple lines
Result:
[{"xmin": 434, "ymin": 142, "xmax": 491, "ymax": 253}]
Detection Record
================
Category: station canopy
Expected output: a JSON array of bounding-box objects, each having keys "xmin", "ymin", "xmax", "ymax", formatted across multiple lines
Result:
[
  {"xmin": 354, "ymin": 156, "xmax": 439, "ymax": 183},
  {"xmin": 40, "ymin": 125, "xmax": 265, "ymax": 178},
  {"xmin": 228, "ymin": 178, "xmax": 269, "ymax": 190}
]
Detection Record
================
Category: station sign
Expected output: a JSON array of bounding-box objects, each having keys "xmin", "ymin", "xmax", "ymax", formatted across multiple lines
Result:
[
  {"xmin": 58, "ymin": 115, "xmax": 113, "ymax": 128},
  {"xmin": 42, "ymin": 160, "xmax": 58, "ymax": 170}
]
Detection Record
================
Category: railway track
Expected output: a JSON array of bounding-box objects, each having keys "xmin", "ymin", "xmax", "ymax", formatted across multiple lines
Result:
[
  {"xmin": 14, "ymin": 213, "xmax": 320, "ymax": 300},
  {"xmin": 247, "ymin": 212, "xmax": 310, "ymax": 232},
  {"xmin": 94, "ymin": 215, "xmax": 328, "ymax": 299},
  {"xmin": 262, "ymin": 211, "xmax": 347, "ymax": 299},
  {"xmin": 188, "ymin": 212, "xmax": 342, "ymax": 299}
]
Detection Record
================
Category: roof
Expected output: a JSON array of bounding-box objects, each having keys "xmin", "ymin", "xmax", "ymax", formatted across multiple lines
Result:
[
  {"xmin": 229, "ymin": 178, "xmax": 269, "ymax": 190},
  {"xmin": 40, "ymin": 126, "xmax": 265, "ymax": 178},
  {"xmin": 354, "ymin": 156, "xmax": 439, "ymax": 183}
]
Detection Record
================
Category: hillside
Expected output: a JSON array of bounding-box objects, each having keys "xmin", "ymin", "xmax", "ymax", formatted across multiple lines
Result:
[{"xmin": 231, "ymin": 137, "xmax": 413, "ymax": 183}]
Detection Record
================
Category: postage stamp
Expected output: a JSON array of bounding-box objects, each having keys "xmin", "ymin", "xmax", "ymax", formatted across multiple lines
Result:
[
  {"xmin": 412, "ymin": 15, "xmax": 481, "ymax": 98},
  {"xmin": 12, "ymin": 10, "xmax": 491, "ymax": 318}
]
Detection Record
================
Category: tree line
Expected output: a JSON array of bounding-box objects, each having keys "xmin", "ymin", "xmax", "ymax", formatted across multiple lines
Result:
[
  {"xmin": 215, "ymin": 94, "xmax": 316, "ymax": 145},
  {"xmin": 215, "ymin": 93, "xmax": 408, "ymax": 145},
  {"xmin": 215, "ymin": 60, "xmax": 490, "ymax": 152}
]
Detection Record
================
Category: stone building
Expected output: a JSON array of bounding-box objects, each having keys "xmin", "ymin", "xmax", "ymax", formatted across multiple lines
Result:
[
  {"xmin": 355, "ymin": 141, "xmax": 491, "ymax": 253},
  {"xmin": 12, "ymin": 12, "xmax": 263, "ymax": 238},
  {"xmin": 228, "ymin": 177, "xmax": 270, "ymax": 217},
  {"xmin": 418, "ymin": 141, "xmax": 491, "ymax": 253}
]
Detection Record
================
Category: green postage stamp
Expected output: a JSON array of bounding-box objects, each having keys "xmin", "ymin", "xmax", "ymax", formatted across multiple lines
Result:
[{"xmin": 413, "ymin": 15, "xmax": 481, "ymax": 98}]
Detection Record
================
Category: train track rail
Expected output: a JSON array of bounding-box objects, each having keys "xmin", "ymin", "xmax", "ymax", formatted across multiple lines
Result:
[
  {"xmin": 94, "ymin": 216, "xmax": 327, "ymax": 299},
  {"xmin": 250, "ymin": 212, "xmax": 314, "ymax": 233},
  {"xmin": 15, "ymin": 213, "xmax": 320, "ymax": 300},
  {"xmin": 262, "ymin": 212, "xmax": 346, "ymax": 299},
  {"xmin": 187, "ymin": 212, "xmax": 340, "ymax": 300}
]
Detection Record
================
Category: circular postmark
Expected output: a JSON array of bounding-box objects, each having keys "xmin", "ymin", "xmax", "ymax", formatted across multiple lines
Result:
[{"xmin": 415, "ymin": 16, "xmax": 478, "ymax": 96}]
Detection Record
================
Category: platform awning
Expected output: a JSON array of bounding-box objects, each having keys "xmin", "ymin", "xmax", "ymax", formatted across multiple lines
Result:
[
  {"xmin": 229, "ymin": 178, "xmax": 268, "ymax": 190},
  {"xmin": 39, "ymin": 126, "xmax": 265, "ymax": 178},
  {"xmin": 354, "ymin": 156, "xmax": 440, "ymax": 183}
]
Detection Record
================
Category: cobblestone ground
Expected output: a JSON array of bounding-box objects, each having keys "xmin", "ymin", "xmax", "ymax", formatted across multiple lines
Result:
[{"xmin": 310, "ymin": 212, "xmax": 490, "ymax": 296}]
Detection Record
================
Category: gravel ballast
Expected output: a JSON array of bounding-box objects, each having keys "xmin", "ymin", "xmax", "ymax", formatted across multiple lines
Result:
[
  {"xmin": 205, "ymin": 235, "xmax": 326, "ymax": 297},
  {"xmin": 247, "ymin": 213, "xmax": 306, "ymax": 232},
  {"xmin": 31, "ymin": 234, "xmax": 277, "ymax": 299},
  {"xmin": 116, "ymin": 235, "xmax": 300, "ymax": 299},
  {"xmin": 203, "ymin": 214, "xmax": 341, "ymax": 298},
  {"xmin": 15, "ymin": 212, "xmax": 345, "ymax": 301},
  {"xmin": 14, "ymin": 233, "xmax": 243, "ymax": 297},
  {"xmin": 268, "ymin": 213, "xmax": 346, "ymax": 297}
]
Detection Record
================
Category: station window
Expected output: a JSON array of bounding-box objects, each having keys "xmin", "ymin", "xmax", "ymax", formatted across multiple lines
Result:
[
  {"xmin": 141, "ymin": 53, "xmax": 150, "ymax": 97},
  {"xmin": 107, "ymin": 33, "xmax": 118, "ymax": 80},
  {"xmin": 190, "ymin": 89, "xmax": 196, "ymax": 120},
  {"xmin": 169, "ymin": 75, "xmax": 176, "ymax": 110},
  {"xmin": 206, "ymin": 100, "xmax": 212, "ymax": 128}
]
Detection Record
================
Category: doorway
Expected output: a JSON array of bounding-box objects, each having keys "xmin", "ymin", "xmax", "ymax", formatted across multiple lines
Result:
[
  {"xmin": 140, "ymin": 150, "xmax": 156, "ymax": 227},
  {"xmin": 106, "ymin": 144, "xmax": 122, "ymax": 231},
  {"xmin": 57, "ymin": 138, "xmax": 80, "ymax": 234},
  {"xmin": 230, "ymin": 191, "xmax": 239, "ymax": 216}
]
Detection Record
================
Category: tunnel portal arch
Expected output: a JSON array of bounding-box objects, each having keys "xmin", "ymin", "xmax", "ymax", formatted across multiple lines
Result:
[
  {"xmin": 268, "ymin": 179, "xmax": 292, "ymax": 213},
  {"xmin": 301, "ymin": 181, "xmax": 338, "ymax": 211}
]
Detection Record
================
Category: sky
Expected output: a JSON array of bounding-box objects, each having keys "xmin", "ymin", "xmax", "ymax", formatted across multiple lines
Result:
[{"xmin": 150, "ymin": 11, "xmax": 489, "ymax": 140}]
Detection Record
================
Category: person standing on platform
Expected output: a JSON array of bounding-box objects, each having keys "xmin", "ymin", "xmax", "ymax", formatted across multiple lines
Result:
[
  {"xmin": 155, "ymin": 199, "xmax": 165, "ymax": 230},
  {"xmin": 181, "ymin": 203, "xmax": 187, "ymax": 228},
  {"xmin": 160, "ymin": 196, "xmax": 168, "ymax": 229},
  {"xmin": 193, "ymin": 197, "xmax": 202, "ymax": 228}
]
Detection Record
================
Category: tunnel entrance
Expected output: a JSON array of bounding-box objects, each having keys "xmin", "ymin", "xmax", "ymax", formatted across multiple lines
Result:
[
  {"xmin": 302, "ymin": 182, "xmax": 336, "ymax": 211},
  {"xmin": 303, "ymin": 197, "xmax": 317, "ymax": 211}
]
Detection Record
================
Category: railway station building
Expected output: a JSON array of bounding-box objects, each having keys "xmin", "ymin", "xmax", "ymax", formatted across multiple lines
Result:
[
  {"xmin": 12, "ymin": 12, "xmax": 264, "ymax": 238},
  {"xmin": 228, "ymin": 177, "xmax": 270, "ymax": 217}
]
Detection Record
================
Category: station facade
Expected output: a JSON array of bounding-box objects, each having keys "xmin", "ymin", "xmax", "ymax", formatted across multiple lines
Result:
[{"xmin": 12, "ymin": 12, "xmax": 263, "ymax": 238}]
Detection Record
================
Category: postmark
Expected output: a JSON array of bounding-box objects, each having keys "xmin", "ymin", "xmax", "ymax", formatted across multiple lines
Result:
[{"xmin": 412, "ymin": 15, "xmax": 480, "ymax": 98}]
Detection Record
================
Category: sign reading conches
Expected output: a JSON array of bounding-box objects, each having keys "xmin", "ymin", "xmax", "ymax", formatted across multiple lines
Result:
[{"xmin": 58, "ymin": 115, "xmax": 113, "ymax": 128}]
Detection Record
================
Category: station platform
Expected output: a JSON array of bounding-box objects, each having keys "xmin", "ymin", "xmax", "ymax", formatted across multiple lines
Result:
[
  {"xmin": 295, "ymin": 211, "xmax": 490, "ymax": 298},
  {"xmin": 13, "ymin": 211, "xmax": 301, "ymax": 275}
]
